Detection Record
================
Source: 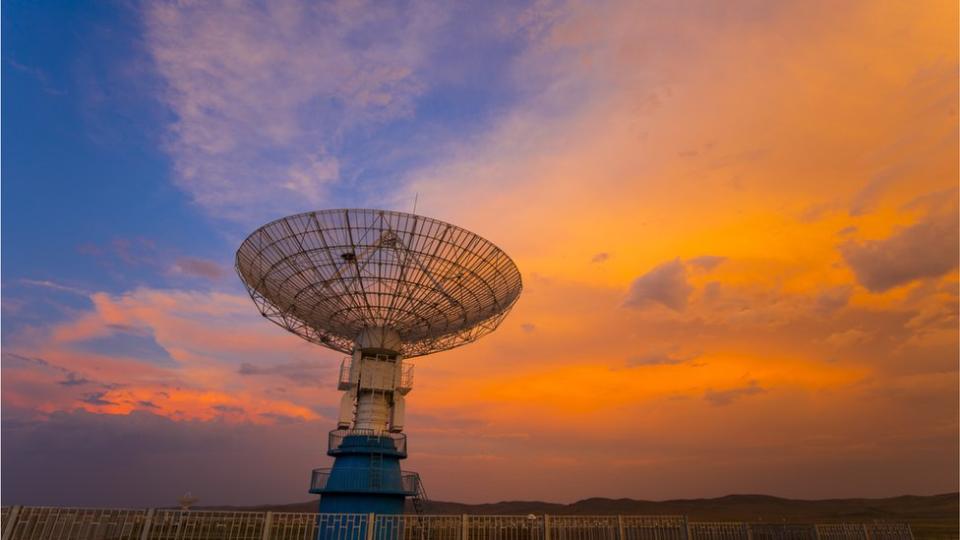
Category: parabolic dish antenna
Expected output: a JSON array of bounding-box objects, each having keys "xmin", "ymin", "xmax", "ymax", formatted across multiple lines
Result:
[
  {"xmin": 235, "ymin": 208, "xmax": 523, "ymax": 357},
  {"xmin": 236, "ymin": 208, "xmax": 522, "ymax": 518}
]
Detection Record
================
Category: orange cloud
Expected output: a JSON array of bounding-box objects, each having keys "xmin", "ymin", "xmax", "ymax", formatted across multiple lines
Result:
[
  {"xmin": 78, "ymin": 385, "xmax": 318, "ymax": 423},
  {"xmin": 5, "ymin": 287, "xmax": 338, "ymax": 425}
]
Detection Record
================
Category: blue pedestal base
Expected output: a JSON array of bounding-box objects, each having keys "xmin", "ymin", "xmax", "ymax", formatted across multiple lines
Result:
[
  {"xmin": 318, "ymin": 493, "xmax": 406, "ymax": 515},
  {"xmin": 312, "ymin": 434, "xmax": 417, "ymax": 516}
]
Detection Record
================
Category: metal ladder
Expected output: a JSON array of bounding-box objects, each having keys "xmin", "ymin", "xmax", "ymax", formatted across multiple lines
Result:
[{"xmin": 369, "ymin": 453, "xmax": 382, "ymax": 489}]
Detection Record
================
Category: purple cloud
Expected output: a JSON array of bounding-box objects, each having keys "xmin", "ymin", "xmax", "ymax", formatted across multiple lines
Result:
[
  {"xmin": 840, "ymin": 206, "xmax": 959, "ymax": 292},
  {"xmin": 237, "ymin": 361, "xmax": 332, "ymax": 386},
  {"xmin": 171, "ymin": 257, "xmax": 225, "ymax": 280},
  {"xmin": 688, "ymin": 255, "xmax": 726, "ymax": 271},
  {"xmin": 815, "ymin": 285, "xmax": 853, "ymax": 313},
  {"xmin": 624, "ymin": 259, "xmax": 692, "ymax": 311},
  {"xmin": 626, "ymin": 351, "xmax": 698, "ymax": 367},
  {"xmin": 704, "ymin": 380, "xmax": 765, "ymax": 406},
  {"xmin": 849, "ymin": 164, "xmax": 909, "ymax": 217}
]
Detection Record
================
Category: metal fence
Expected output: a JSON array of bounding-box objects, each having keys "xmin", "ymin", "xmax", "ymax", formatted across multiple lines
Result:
[
  {"xmin": 689, "ymin": 522, "xmax": 750, "ymax": 540},
  {"xmin": 2, "ymin": 507, "xmax": 150, "ymax": 540},
  {"xmin": 752, "ymin": 524, "xmax": 820, "ymax": 540},
  {"xmin": 0, "ymin": 508, "xmax": 913, "ymax": 540},
  {"xmin": 148, "ymin": 511, "xmax": 267, "ymax": 540}
]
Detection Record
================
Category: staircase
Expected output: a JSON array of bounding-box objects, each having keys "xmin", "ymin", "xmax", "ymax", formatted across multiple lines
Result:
[
  {"xmin": 409, "ymin": 474, "xmax": 428, "ymax": 540},
  {"xmin": 410, "ymin": 473, "xmax": 428, "ymax": 516}
]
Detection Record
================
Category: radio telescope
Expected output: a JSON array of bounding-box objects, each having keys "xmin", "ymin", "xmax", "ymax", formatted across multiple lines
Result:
[
  {"xmin": 177, "ymin": 492, "xmax": 198, "ymax": 511},
  {"xmin": 236, "ymin": 209, "xmax": 522, "ymax": 515}
]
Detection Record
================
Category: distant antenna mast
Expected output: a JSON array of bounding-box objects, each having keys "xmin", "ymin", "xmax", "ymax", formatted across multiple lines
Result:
[
  {"xmin": 412, "ymin": 192, "xmax": 419, "ymax": 214},
  {"xmin": 177, "ymin": 492, "xmax": 198, "ymax": 511}
]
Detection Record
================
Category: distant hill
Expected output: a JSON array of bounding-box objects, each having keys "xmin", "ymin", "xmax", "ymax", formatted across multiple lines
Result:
[{"xmin": 205, "ymin": 492, "xmax": 958, "ymax": 539}]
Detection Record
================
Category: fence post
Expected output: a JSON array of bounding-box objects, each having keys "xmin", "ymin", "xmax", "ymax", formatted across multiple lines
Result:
[
  {"xmin": 462, "ymin": 514, "xmax": 469, "ymax": 540},
  {"xmin": 862, "ymin": 524, "xmax": 871, "ymax": 540},
  {"xmin": 813, "ymin": 524, "xmax": 821, "ymax": 540},
  {"xmin": 262, "ymin": 511, "xmax": 273, "ymax": 540},
  {"xmin": 367, "ymin": 513, "xmax": 377, "ymax": 540},
  {"xmin": 617, "ymin": 516, "xmax": 625, "ymax": 540},
  {"xmin": 138, "ymin": 508, "xmax": 155, "ymax": 540},
  {"xmin": 683, "ymin": 516, "xmax": 691, "ymax": 540},
  {"xmin": 1, "ymin": 505, "xmax": 22, "ymax": 540},
  {"xmin": 745, "ymin": 523, "xmax": 753, "ymax": 540},
  {"xmin": 544, "ymin": 515, "xmax": 551, "ymax": 540}
]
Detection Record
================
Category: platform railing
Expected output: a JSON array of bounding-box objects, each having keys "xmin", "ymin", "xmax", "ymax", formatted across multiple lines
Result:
[
  {"xmin": 338, "ymin": 357, "xmax": 414, "ymax": 393},
  {"xmin": 328, "ymin": 429, "xmax": 408, "ymax": 456},
  {"xmin": 310, "ymin": 468, "xmax": 421, "ymax": 494},
  {"xmin": 0, "ymin": 507, "xmax": 914, "ymax": 540}
]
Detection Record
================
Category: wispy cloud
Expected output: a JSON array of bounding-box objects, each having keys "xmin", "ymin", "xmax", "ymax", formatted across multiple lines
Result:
[
  {"xmin": 704, "ymin": 380, "xmax": 765, "ymax": 406},
  {"xmin": 8, "ymin": 59, "xmax": 67, "ymax": 95},
  {"xmin": 238, "ymin": 360, "xmax": 332, "ymax": 386},
  {"xmin": 3, "ymin": 352, "xmax": 96, "ymax": 390},
  {"xmin": 143, "ymin": 0, "xmax": 448, "ymax": 220},
  {"xmin": 169, "ymin": 257, "xmax": 225, "ymax": 281},
  {"xmin": 687, "ymin": 255, "xmax": 726, "ymax": 272},
  {"xmin": 81, "ymin": 391, "xmax": 117, "ymax": 407},
  {"xmin": 19, "ymin": 279, "xmax": 90, "ymax": 296},
  {"xmin": 626, "ymin": 351, "xmax": 698, "ymax": 368}
]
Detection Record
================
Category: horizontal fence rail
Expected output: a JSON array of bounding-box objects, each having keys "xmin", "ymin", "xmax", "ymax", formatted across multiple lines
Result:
[{"xmin": 0, "ymin": 507, "xmax": 913, "ymax": 540}]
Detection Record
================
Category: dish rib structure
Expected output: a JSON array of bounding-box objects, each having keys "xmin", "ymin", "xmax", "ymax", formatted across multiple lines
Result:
[{"xmin": 236, "ymin": 208, "xmax": 522, "ymax": 357}]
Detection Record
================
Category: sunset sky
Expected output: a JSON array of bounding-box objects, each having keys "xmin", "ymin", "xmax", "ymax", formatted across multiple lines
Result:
[{"xmin": 2, "ymin": 0, "xmax": 958, "ymax": 507}]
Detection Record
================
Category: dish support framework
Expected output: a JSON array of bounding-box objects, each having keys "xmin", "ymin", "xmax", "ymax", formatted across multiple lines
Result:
[{"xmin": 311, "ymin": 328, "xmax": 422, "ymax": 517}]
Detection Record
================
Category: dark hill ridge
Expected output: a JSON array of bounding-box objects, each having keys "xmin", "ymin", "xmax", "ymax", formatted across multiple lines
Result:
[{"xmin": 206, "ymin": 493, "xmax": 958, "ymax": 539}]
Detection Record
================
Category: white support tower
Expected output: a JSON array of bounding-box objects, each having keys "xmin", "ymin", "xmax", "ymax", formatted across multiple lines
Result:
[{"xmin": 335, "ymin": 328, "xmax": 413, "ymax": 433}]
